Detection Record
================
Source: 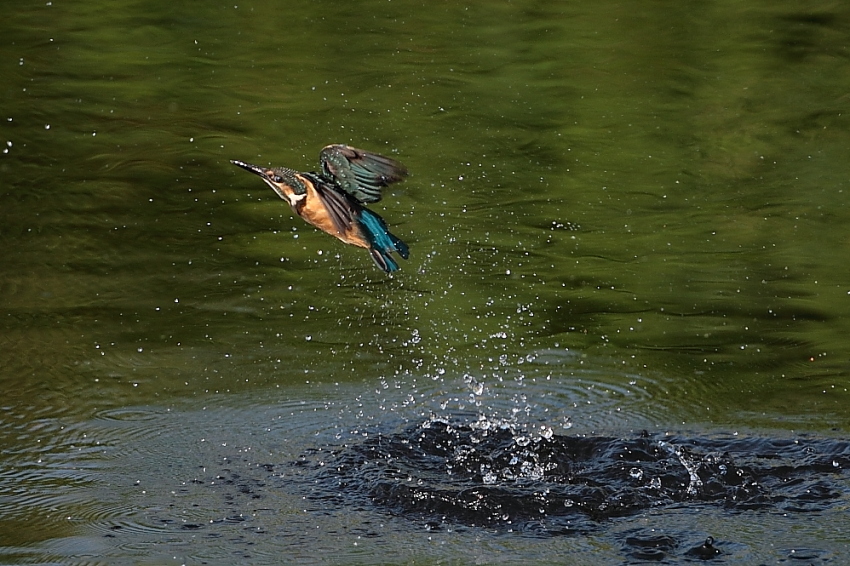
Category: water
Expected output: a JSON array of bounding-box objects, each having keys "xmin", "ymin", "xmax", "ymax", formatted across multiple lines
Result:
[{"xmin": 2, "ymin": 0, "xmax": 850, "ymax": 563}]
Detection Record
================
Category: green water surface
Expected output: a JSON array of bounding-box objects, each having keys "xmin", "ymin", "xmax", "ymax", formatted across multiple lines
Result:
[{"xmin": 1, "ymin": 0, "xmax": 849, "ymax": 562}]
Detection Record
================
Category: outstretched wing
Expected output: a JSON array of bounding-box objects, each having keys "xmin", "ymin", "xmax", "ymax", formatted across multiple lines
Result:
[{"xmin": 319, "ymin": 144, "xmax": 408, "ymax": 204}]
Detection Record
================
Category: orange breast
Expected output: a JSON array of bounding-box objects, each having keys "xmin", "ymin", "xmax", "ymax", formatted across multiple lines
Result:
[{"xmin": 297, "ymin": 181, "xmax": 370, "ymax": 249}]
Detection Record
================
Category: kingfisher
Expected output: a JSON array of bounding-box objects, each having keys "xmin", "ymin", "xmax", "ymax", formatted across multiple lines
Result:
[{"xmin": 231, "ymin": 144, "xmax": 410, "ymax": 273}]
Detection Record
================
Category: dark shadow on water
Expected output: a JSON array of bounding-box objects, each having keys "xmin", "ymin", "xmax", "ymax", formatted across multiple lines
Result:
[
  {"xmin": 296, "ymin": 417, "xmax": 850, "ymax": 532},
  {"xmin": 169, "ymin": 413, "xmax": 850, "ymax": 562}
]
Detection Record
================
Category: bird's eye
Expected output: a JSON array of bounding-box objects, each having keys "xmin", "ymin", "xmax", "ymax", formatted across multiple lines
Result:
[{"xmin": 272, "ymin": 175, "xmax": 283, "ymax": 182}]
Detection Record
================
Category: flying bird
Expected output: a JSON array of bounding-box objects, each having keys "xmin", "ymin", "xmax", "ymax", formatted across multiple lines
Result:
[{"xmin": 232, "ymin": 144, "xmax": 409, "ymax": 272}]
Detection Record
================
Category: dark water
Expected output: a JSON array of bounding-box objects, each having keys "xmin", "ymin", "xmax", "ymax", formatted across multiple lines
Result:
[
  {"xmin": 2, "ymin": 0, "xmax": 850, "ymax": 563},
  {"xmin": 304, "ymin": 420, "xmax": 850, "ymax": 526}
]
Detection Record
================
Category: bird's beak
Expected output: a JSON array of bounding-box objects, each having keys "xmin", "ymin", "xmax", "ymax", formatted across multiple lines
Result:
[{"xmin": 231, "ymin": 160, "xmax": 270, "ymax": 179}]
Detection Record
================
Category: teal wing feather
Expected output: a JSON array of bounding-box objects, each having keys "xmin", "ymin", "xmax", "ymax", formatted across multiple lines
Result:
[{"xmin": 319, "ymin": 144, "xmax": 408, "ymax": 204}]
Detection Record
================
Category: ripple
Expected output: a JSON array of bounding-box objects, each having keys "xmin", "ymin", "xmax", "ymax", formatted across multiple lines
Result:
[
  {"xmin": 294, "ymin": 416, "xmax": 850, "ymax": 532},
  {"xmin": 404, "ymin": 363, "xmax": 674, "ymax": 434},
  {"xmin": 94, "ymin": 407, "xmax": 163, "ymax": 422}
]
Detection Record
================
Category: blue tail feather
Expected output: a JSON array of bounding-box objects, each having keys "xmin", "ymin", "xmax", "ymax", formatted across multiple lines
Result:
[
  {"xmin": 370, "ymin": 248, "xmax": 400, "ymax": 272},
  {"xmin": 390, "ymin": 232, "xmax": 410, "ymax": 259},
  {"xmin": 359, "ymin": 209, "xmax": 408, "ymax": 273}
]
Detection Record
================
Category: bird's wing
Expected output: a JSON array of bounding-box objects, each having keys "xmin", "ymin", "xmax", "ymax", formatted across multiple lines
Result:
[
  {"xmin": 304, "ymin": 173, "xmax": 358, "ymax": 236},
  {"xmin": 319, "ymin": 144, "xmax": 408, "ymax": 204}
]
